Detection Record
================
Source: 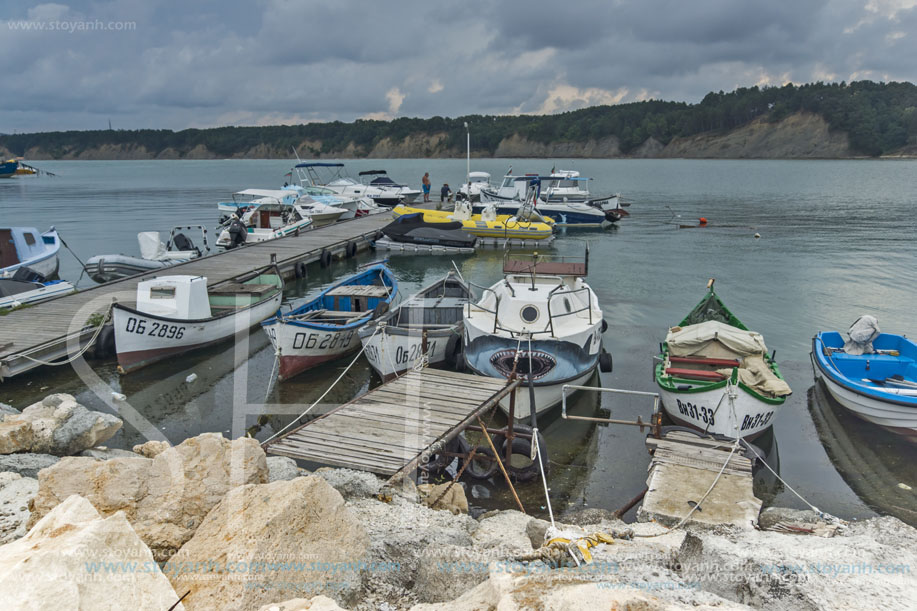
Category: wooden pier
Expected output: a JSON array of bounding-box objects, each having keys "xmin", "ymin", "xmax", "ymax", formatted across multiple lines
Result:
[
  {"xmin": 0, "ymin": 213, "xmax": 394, "ymax": 380},
  {"xmin": 637, "ymin": 430, "xmax": 761, "ymax": 528},
  {"xmin": 264, "ymin": 369, "xmax": 520, "ymax": 477}
]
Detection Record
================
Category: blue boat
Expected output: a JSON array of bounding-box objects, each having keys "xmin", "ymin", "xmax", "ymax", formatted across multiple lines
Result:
[
  {"xmin": 262, "ymin": 263, "xmax": 398, "ymax": 380},
  {"xmin": 812, "ymin": 331, "xmax": 917, "ymax": 442},
  {"xmin": 0, "ymin": 227, "xmax": 62, "ymax": 279}
]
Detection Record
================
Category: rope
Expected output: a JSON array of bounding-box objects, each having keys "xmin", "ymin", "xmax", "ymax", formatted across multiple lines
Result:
[
  {"xmin": 263, "ymin": 352, "xmax": 280, "ymax": 403},
  {"xmin": 4, "ymin": 303, "xmax": 113, "ymax": 366},
  {"xmin": 532, "ymin": 428, "xmax": 555, "ymax": 528},
  {"xmin": 634, "ymin": 437, "xmax": 742, "ymax": 538},
  {"xmin": 260, "ymin": 324, "xmax": 380, "ymax": 447}
]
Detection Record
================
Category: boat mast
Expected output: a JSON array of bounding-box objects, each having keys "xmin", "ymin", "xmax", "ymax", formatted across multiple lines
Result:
[{"xmin": 464, "ymin": 122, "xmax": 470, "ymax": 184}]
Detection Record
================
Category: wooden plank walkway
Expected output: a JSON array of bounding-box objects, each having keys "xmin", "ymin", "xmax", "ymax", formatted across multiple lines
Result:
[
  {"xmin": 637, "ymin": 430, "xmax": 762, "ymax": 529},
  {"xmin": 0, "ymin": 213, "xmax": 394, "ymax": 380},
  {"xmin": 264, "ymin": 369, "xmax": 520, "ymax": 477}
]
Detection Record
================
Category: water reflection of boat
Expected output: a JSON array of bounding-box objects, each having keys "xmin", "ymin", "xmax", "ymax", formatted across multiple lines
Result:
[{"xmin": 808, "ymin": 382, "xmax": 917, "ymax": 526}]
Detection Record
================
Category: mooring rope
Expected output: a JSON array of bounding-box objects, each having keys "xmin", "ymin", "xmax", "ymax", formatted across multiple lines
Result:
[
  {"xmin": 260, "ymin": 324, "xmax": 381, "ymax": 447},
  {"xmin": 4, "ymin": 303, "xmax": 113, "ymax": 366}
]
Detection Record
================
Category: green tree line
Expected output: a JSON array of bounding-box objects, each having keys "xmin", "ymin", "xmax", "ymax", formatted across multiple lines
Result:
[{"xmin": 3, "ymin": 81, "xmax": 917, "ymax": 158}]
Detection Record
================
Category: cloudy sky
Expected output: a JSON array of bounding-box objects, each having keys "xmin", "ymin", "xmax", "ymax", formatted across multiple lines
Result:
[{"xmin": 2, "ymin": 0, "xmax": 915, "ymax": 132}]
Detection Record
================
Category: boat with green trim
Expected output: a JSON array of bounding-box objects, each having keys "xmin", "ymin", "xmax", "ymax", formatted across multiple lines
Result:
[{"xmin": 654, "ymin": 280, "xmax": 791, "ymax": 439}]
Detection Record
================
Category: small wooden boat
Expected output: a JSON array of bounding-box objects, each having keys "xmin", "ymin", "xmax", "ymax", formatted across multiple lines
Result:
[
  {"xmin": 0, "ymin": 227, "xmax": 61, "ymax": 279},
  {"xmin": 262, "ymin": 263, "xmax": 397, "ymax": 381},
  {"xmin": 391, "ymin": 201, "xmax": 555, "ymax": 241},
  {"xmin": 654, "ymin": 280, "xmax": 791, "ymax": 439},
  {"xmin": 359, "ymin": 271, "xmax": 473, "ymax": 380},
  {"xmin": 812, "ymin": 331, "xmax": 917, "ymax": 442},
  {"xmin": 113, "ymin": 266, "xmax": 283, "ymax": 373}
]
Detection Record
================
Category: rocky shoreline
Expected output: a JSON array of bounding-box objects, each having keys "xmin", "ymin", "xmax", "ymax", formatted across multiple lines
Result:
[{"xmin": 0, "ymin": 394, "xmax": 914, "ymax": 610}]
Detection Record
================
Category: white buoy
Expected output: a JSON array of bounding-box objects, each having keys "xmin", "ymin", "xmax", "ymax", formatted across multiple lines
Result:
[
  {"xmin": 754, "ymin": 233, "xmax": 761, "ymax": 239},
  {"xmin": 112, "ymin": 392, "xmax": 127, "ymax": 401}
]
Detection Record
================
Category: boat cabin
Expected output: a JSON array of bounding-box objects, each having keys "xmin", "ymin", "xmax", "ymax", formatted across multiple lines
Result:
[
  {"xmin": 136, "ymin": 275, "xmax": 211, "ymax": 319},
  {"xmin": 0, "ymin": 227, "xmax": 51, "ymax": 270}
]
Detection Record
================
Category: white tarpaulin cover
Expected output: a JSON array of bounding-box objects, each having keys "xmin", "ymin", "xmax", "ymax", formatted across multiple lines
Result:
[
  {"xmin": 844, "ymin": 315, "xmax": 880, "ymax": 355},
  {"xmin": 666, "ymin": 320, "xmax": 768, "ymax": 357}
]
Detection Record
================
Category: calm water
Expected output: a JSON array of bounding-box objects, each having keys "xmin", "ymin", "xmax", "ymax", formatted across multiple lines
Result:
[{"xmin": 1, "ymin": 159, "xmax": 916, "ymax": 524}]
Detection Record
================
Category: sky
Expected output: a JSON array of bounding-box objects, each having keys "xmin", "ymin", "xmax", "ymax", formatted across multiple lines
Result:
[{"xmin": 1, "ymin": 0, "xmax": 916, "ymax": 133}]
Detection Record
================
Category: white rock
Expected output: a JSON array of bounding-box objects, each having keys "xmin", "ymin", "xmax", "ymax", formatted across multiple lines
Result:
[
  {"xmin": 0, "ymin": 495, "xmax": 184, "ymax": 610},
  {"xmin": 0, "ymin": 393, "xmax": 122, "ymax": 456},
  {"xmin": 267, "ymin": 456, "xmax": 303, "ymax": 482},
  {"xmin": 0, "ymin": 472, "xmax": 38, "ymax": 544},
  {"xmin": 256, "ymin": 596, "xmax": 347, "ymax": 611}
]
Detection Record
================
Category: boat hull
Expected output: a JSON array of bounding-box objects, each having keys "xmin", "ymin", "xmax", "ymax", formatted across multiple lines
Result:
[
  {"xmin": 84, "ymin": 255, "xmax": 190, "ymax": 283},
  {"xmin": 810, "ymin": 340, "xmax": 917, "ymax": 442},
  {"xmin": 265, "ymin": 322, "xmax": 364, "ymax": 380},
  {"xmin": 657, "ymin": 384, "xmax": 780, "ymax": 439},
  {"xmin": 113, "ymin": 293, "xmax": 281, "ymax": 373},
  {"xmin": 360, "ymin": 325, "xmax": 457, "ymax": 380}
]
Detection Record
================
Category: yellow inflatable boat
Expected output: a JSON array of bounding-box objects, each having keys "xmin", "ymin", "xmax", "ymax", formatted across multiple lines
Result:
[{"xmin": 391, "ymin": 202, "xmax": 555, "ymax": 241}]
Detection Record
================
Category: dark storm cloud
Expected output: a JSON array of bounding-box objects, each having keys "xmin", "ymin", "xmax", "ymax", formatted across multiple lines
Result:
[{"xmin": 1, "ymin": 0, "xmax": 915, "ymax": 132}]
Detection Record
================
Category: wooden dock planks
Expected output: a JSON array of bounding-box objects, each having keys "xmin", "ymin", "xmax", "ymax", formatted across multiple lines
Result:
[
  {"xmin": 0, "ymin": 212, "xmax": 394, "ymax": 379},
  {"xmin": 264, "ymin": 369, "xmax": 516, "ymax": 476}
]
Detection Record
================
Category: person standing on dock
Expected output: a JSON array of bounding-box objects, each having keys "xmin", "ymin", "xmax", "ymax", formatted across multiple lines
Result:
[{"xmin": 422, "ymin": 172, "xmax": 431, "ymax": 202}]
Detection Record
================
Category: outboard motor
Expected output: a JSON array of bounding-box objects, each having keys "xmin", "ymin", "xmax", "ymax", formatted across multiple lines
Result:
[
  {"xmin": 171, "ymin": 232, "xmax": 197, "ymax": 254},
  {"xmin": 226, "ymin": 217, "xmax": 247, "ymax": 249}
]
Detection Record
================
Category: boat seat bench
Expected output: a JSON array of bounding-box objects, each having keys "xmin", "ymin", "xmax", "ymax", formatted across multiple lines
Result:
[
  {"xmin": 668, "ymin": 356, "xmax": 740, "ymax": 368},
  {"xmin": 208, "ymin": 282, "xmax": 277, "ymax": 296},
  {"xmin": 665, "ymin": 367, "xmax": 726, "ymax": 381}
]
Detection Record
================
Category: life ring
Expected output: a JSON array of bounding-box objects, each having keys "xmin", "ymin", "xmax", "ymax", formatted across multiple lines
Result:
[
  {"xmin": 319, "ymin": 249, "xmax": 332, "ymax": 268},
  {"xmin": 93, "ymin": 324, "xmax": 116, "ymax": 359},
  {"xmin": 460, "ymin": 436, "xmax": 499, "ymax": 480},
  {"xmin": 599, "ymin": 350, "xmax": 613, "ymax": 373},
  {"xmin": 499, "ymin": 424, "xmax": 548, "ymax": 483},
  {"xmin": 345, "ymin": 241, "xmax": 357, "ymax": 258}
]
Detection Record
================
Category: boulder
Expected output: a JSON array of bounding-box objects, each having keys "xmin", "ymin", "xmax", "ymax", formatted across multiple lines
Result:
[
  {"xmin": 80, "ymin": 447, "xmax": 139, "ymax": 460},
  {"xmin": 412, "ymin": 543, "xmax": 491, "ymax": 603},
  {"xmin": 28, "ymin": 433, "xmax": 268, "ymax": 561},
  {"xmin": 133, "ymin": 439, "xmax": 170, "ymax": 458},
  {"xmin": 267, "ymin": 456, "xmax": 303, "ymax": 482},
  {"xmin": 417, "ymin": 482, "xmax": 468, "ymax": 515},
  {"xmin": 314, "ymin": 467, "xmax": 381, "ymax": 500},
  {"xmin": 256, "ymin": 596, "xmax": 347, "ymax": 611},
  {"xmin": 0, "ymin": 452, "xmax": 59, "ymax": 478},
  {"xmin": 472, "ymin": 511, "xmax": 534, "ymax": 553},
  {"xmin": 0, "ymin": 495, "xmax": 184, "ymax": 610},
  {"xmin": 0, "ymin": 394, "xmax": 122, "ymax": 456},
  {"xmin": 168, "ymin": 476, "xmax": 368, "ymax": 610},
  {"xmin": 0, "ymin": 403, "xmax": 17, "ymax": 416},
  {"xmin": 0, "ymin": 472, "xmax": 38, "ymax": 544}
]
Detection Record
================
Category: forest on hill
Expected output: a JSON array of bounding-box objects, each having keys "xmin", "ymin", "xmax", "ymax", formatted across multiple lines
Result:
[{"xmin": 3, "ymin": 81, "xmax": 916, "ymax": 159}]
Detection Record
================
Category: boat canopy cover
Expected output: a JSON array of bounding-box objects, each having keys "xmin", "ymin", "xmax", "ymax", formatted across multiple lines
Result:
[
  {"xmin": 844, "ymin": 315, "xmax": 880, "ymax": 355},
  {"xmin": 235, "ymin": 189, "xmax": 293, "ymax": 199},
  {"xmin": 666, "ymin": 320, "xmax": 768, "ymax": 358},
  {"xmin": 369, "ymin": 176, "xmax": 399, "ymax": 186},
  {"xmin": 468, "ymin": 172, "xmax": 491, "ymax": 181},
  {"xmin": 295, "ymin": 162, "xmax": 344, "ymax": 168}
]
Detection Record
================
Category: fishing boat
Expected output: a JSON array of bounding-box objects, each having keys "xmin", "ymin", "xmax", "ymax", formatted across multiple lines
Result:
[
  {"xmin": 0, "ymin": 267, "xmax": 75, "ymax": 309},
  {"xmin": 376, "ymin": 213, "xmax": 478, "ymax": 250},
  {"xmin": 457, "ymin": 172, "xmax": 493, "ymax": 202},
  {"xmin": 262, "ymin": 263, "xmax": 397, "ymax": 381},
  {"xmin": 478, "ymin": 172, "xmax": 627, "ymax": 227},
  {"xmin": 359, "ymin": 271, "xmax": 473, "ymax": 380},
  {"xmin": 391, "ymin": 201, "xmax": 555, "ymax": 242},
  {"xmin": 0, "ymin": 159, "xmax": 39, "ymax": 178},
  {"xmin": 84, "ymin": 226, "xmax": 208, "ymax": 283},
  {"xmin": 812, "ymin": 326, "xmax": 917, "ymax": 443},
  {"xmin": 292, "ymin": 163, "xmax": 419, "ymax": 207},
  {"xmin": 113, "ymin": 266, "xmax": 283, "ymax": 373},
  {"xmin": 215, "ymin": 200, "xmax": 315, "ymax": 247},
  {"xmin": 654, "ymin": 280, "xmax": 791, "ymax": 439},
  {"xmin": 463, "ymin": 250, "xmax": 610, "ymax": 419},
  {"xmin": 0, "ymin": 227, "xmax": 61, "ymax": 279}
]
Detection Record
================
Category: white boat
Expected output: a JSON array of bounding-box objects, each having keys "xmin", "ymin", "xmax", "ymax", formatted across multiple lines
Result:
[
  {"xmin": 113, "ymin": 266, "xmax": 283, "ymax": 373},
  {"xmin": 812, "ymin": 329, "xmax": 917, "ymax": 443},
  {"xmin": 0, "ymin": 268, "xmax": 74, "ymax": 309},
  {"xmin": 0, "ymin": 227, "xmax": 61, "ymax": 279},
  {"xmin": 217, "ymin": 189, "xmax": 298, "ymax": 218},
  {"xmin": 262, "ymin": 263, "xmax": 397, "ymax": 381},
  {"xmin": 359, "ymin": 271, "xmax": 473, "ymax": 380},
  {"xmin": 291, "ymin": 196, "xmax": 349, "ymax": 227},
  {"xmin": 478, "ymin": 172, "xmax": 627, "ymax": 227},
  {"xmin": 457, "ymin": 172, "xmax": 493, "ymax": 202},
  {"xmin": 282, "ymin": 184, "xmax": 380, "ymax": 220},
  {"xmin": 84, "ymin": 226, "xmax": 208, "ymax": 283},
  {"xmin": 462, "ymin": 250, "xmax": 609, "ymax": 419},
  {"xmin": 215, "ymin": 200, "xmax": 314, "ymax": 247},
  {"xmin": 654, "ymin": 282, "xmax": 792, "ymax": 439},
  {"xmin": 292, "ymin": 163, "xmax": 420, "ymax": 207}
]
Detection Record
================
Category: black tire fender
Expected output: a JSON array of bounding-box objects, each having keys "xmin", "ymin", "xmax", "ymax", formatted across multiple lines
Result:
[
  {"xmin": 346, "ymin": 241, "xmax": 357, "ymax": 258},
  {"xmin": 461, "ymin": 443, "xmax": 499, "ymax": 480},
  {"xmin": 499, "ymin": 424, "xmax": 548, "ymax": 483},
  {"xmin": 444, "ymin": 334, "xmax": 461, "ymax": 369},
  {"xmin": 599, "ymin": 350, "xmax": 613, "ymax": 373},
  {"xmin": 94, "ymin": 324, "xmax": 116, "ymax": 359},
  {"xmin": 601, "ymin": 318, "xmax": 608, "ymax": 333},
  {"xmin": 319, "ymin": 249, "xmax": 332, "ymax": 268}
]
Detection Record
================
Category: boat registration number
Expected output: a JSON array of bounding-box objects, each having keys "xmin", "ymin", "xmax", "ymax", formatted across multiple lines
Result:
[
  {"xmin": 291, "ymin": 330, "xmax": 355, "ymax": 351},
  {"xmin": 124, "ymin": 317, "xmax": 185, "ymax": 339},
  {"xmin": 364, "ymin": 341, "xmax": 436, "ymax": 365},
  {"xmin": 675, "ymin": 398, "xmax": 715, "ymax": 426},
  {"xmin": 740, "ymin": 411, "xmax": 774, "ymax": 431}
]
